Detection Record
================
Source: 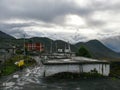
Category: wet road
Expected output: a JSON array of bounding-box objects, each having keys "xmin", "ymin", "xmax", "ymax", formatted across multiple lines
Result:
[{"xmin": 0, "ymin": 57, "xmax": 120, "ymax": 90}]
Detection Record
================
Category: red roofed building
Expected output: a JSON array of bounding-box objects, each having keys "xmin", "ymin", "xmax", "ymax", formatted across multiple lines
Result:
[{"xmin": 25, "ymin": 43, "xmax": 44, "ymax": 52}]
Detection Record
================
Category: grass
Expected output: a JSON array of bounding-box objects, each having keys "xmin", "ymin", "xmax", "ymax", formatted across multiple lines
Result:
[
  {"xmin": 0, "ymin": 55, "xmax": 36, "ymax": 76},
  {"xmin": 47, "ymin": 72, "xmax": 103, "ymax": 79},
  {"xmin": 2, "ymin": 65, "xmax": 18, "ymax": 75},
  {"xmin": 109, "ymin": 62, "xmax": 120, "ymax": 79}
]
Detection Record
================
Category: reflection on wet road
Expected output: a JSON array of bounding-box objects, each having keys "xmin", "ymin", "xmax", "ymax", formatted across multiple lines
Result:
[
  {"xmin": 1, "ymin": 65, "xmax": 120, "ymax": 90},
  {"xmin": 0, "ymin": 56, "xmax": 120, "ymax": 90}
]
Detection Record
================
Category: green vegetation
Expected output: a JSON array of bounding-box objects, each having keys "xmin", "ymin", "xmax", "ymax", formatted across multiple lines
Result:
[
  {"xmin": 0, "ymin": 55, "xmax": 36, "ymax": 76},
  {"xmin": 76, "ymin": 46, "xmax": 92, "ymax": 58},
  {"xmin": 16, "ymin": 49, "xmax": 24, "ymax": 54},
  {"xmin": 110, "ymin": 62, "xmax": 120, "ymax": 78},
  {"xmin": 48, "ymin": 72, "xmax": 103, "ymax": 79}
]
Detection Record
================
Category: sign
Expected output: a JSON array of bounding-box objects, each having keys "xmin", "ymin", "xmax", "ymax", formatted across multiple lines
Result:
[{"xmin": 15, "ymin": 60, "xmax": 25, "ymax": 67}]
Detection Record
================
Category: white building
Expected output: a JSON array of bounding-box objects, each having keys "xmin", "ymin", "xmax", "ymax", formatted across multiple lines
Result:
[{"xmin": 42, "ymin": 57, "xmax": 110, "ymax": 77}]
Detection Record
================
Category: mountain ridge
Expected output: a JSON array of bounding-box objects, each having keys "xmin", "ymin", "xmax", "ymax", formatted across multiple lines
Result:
[
  {"xmin": 0, "ymin": 30, "xmax": 120, "ymax": 61},
  {"xmin": 101, "ymin": 36, "xmax": 120, "ymax": 52},
  {"xmin": 75, "ymin": 39, "xmax": 120, "ymax": 60},
  {"xmin": 0, "ymin": 30, "xmax": 15, "ymax": 39}
]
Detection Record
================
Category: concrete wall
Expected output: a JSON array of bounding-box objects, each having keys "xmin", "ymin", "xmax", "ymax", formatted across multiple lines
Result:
[
  {"xmin": 43, "ymin": 64, "xmax": 110, "ymax": 77},
  {"xmin": 0, "ymin": 49, "xmax": 14, "ymax": 64},
  {"xmin": 82, "ymin": 64, "xmax": 110, "ymax": 76}
]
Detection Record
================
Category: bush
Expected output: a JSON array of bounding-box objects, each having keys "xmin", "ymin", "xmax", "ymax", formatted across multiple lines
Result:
[
  {"xmin": 1, "ymin": 55, "xmax": 36, "ymax": 76},
  {"xmin": 76, "ymin": 46, "xmax": 92, "ymax": 58},
  {"xmin": 16, "ymin": 49, "xmax": 24, "ymax": 54}
]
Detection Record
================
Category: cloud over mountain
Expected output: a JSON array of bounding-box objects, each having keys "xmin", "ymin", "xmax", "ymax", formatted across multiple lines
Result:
[{"xmin": 0, "ymin": 0, "xmax": 120, "ymax": 43}]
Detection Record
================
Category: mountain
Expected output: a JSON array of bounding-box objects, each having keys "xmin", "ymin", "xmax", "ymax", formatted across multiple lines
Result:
[
  {"xmin": 25, "ymin": 37, "xmax": 120, "ymax": 61},
  {"xmin": 0, "ymin": 31, "xmax": 15, "ymax": 39},
  {"xmin": 0, "ymin": 31, "xmax": 16, "ymax": 48},
  {"xmin": 13, "ymin": 37, "xmax": 120, "ymax": 60},
  {"xmin": 0, "ymin": 32, "xmax": 120, "ymax": 61},
  {"xmin": 101, "ymin": 36, "xmax": 120, "ymax": 52},
  {"xmin": 75, "ymin": 40, "xmax": 120, "ymax": 60}
]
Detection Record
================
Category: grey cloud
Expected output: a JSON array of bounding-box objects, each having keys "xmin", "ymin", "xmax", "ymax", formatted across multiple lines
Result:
[
  {"xmin": 0, "ymin": 0, "xmax": 120, "ymax": 42},
  {"xmin": 85, "ymin": 18, "xmax": 106, "ymax": 27},
  {"xmin": 0, "ymin": 0, "xmax": 118, "ymax": 26},
  {"xmin": 0, "ymin": 0, "xmax": 92, "ymax": 23},
  {"xmin": 0, "ymin": 22, "xmax": 35, "ymax": 29},
  {"xmin": 0, "ymin": 0, "xmax": 119, "ymax": 24},
  {"xmin": 0, "ymin": 22, "xmax": 35, "ymax": 38}
]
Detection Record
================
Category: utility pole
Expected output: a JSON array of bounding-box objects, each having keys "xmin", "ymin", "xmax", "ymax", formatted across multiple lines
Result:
[
  {"xmin": 50, "ymin": 41, "xmax": 52, "ymax": 54},
  {"xmin": 55, "ymin": 42, "xmax": 57, "ymax": 53},
  {"xmin": 4, "ymin": 52, "xmax": 6, "ymax": 76},
  {"xmin": 64, "ymin": 43, "xmax": 66, "ymax": 55},
  {"xmin": 23, "ymin": 34, "xmax": 26, "ymax": 56},
  {"xmin": 67, "ymin": 41, "xmax": 71, "ymax": 58},
  {"xmin": 31, "ymin": 38, "xmax": 33, "ymax": 51},
  {"xmin": 68, "ymin": 41, "xmax": 71, "ymax": 53}
]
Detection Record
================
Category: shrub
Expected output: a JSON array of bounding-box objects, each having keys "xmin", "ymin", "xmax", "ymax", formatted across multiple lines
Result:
[{"xmin": 76, "ymin": 46, "xmax": 92, "ymax": 58}]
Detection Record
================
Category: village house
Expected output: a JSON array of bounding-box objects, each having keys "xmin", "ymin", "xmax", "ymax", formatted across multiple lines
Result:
[
  {"xmin": 25, "ymin": 43, "xmax": 44, "ymax": 52},
  {"xmin": 0, "ymin": 45, "xmax": 16, "ymax": 64}
]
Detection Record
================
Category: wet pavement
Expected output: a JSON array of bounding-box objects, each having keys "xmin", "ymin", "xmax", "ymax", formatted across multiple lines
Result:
[{"xmin": 0, "ymin": 56, "xmax": 120, "ymax": 90}]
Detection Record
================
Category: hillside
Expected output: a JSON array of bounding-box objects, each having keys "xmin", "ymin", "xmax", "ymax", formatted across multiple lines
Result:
[
  {"xmin": 75, "ymin": 40, "xmax": 120, "ymax": 60},
  {"xmin": 0, "ymin": 31, "xmax": 15, "ymax": 39},
  {"xmin": 0, "ymin": 31, "xmax": 120, "ymax": 61},
  {"xmin": 24, "ymin": 38, "xmax": 120, "ymax": 61},
  {"xmin": 0, "ymin": 31, "xmax": 16, "ymax": 48},
  {"xmin": 101, "ymin": 36, "xmax": 120, "ymax": 52}
]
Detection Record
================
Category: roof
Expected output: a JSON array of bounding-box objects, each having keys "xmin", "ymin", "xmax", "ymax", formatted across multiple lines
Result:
[
  {"xmin": 0, "ymin": 49, "xmax": 7, "ymax": 53},
  {"xmin": 42, "ymin": 56, "xmax": 110, "ymax": 65},
  {"xmin": 0, "ymin": 44, "xmax": 14, "ymax": 49}
]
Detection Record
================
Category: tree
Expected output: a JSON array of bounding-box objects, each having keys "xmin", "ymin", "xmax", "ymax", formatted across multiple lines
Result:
[
  {"xmin": 16, "ymin": 49, "xmax": 24, "ymax": 54},
  {"xmin": 76, "ymin": 46, "xmax": 92, "ymax": 58}
]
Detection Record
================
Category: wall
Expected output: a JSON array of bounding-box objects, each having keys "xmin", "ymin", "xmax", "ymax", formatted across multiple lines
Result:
[
  {"xmin": 82, "ymin": 64, "xmax": 110, "ymax": 76},
  {"xmin": 43, "ymin": 64, "xmax": 110, "ymax": 77}
]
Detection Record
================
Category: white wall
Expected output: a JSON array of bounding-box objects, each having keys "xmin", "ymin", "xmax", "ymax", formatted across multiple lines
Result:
[
  {"xmin": 44, "ymin": 64, "xmax": 110, "ymax": 77},
  {"xmin": 44, "ymin": 65, "xmax": 80, "ymax": 77},
  {"xmin": 82, "ymin": 64, "xmax": 110, "ymax": 76}
]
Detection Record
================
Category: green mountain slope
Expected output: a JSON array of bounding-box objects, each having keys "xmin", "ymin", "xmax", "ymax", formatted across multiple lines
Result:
[
  {"xmin": 75, "ymin": 40, "xmax": 120, "ymax": 60},
  {"xmin": 0, "ymin": 30, "xmax": 120, "ymax": 61},
  {"xmin": 0, "ymin": 31, "xmax": 15, "ymax": 39}
]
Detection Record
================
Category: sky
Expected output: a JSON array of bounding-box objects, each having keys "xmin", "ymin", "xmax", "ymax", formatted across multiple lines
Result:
[{"xmin": 0, "ymin": 0, "xmax": 120, "ymax": 43}]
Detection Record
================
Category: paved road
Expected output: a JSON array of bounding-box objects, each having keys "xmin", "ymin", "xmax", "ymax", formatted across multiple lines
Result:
[{"xmin": 1, "ymin": 56, "xmax": 120, "ymax": 90}]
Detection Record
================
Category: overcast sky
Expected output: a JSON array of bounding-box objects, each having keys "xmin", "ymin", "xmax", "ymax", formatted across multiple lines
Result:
[{"xmin": 0, "ymin": 0, "xmax": 120, "ymax": 43}]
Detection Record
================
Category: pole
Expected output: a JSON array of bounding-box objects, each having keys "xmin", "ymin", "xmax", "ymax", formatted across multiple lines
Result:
[
  {"xmin": 68, "ymin": 41, "xmax": 71, "ymax": 53},
  {"xmin": 4, "ymin": 53, "xmax": 6, "ymax": 76},
  {"xmin": 64, "ymin": 43, "xmax": 66, "ymax": 55},
  {"xmin": 68, "ymin": 41, "xmax": 71, "ymax": 58},
  {"xmin": 50, "ymin": 41, "xmax": 52, "ymax": 54},
  {"xmin": 56, "ymin": 42, "xmax": 57, "ymax": 53},
  {"xmin": 23, "ymin": 34, "xmax": 26, "ymax": 56}
]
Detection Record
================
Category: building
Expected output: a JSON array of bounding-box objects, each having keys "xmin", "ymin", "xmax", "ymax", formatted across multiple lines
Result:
[
  {"xmin": 42, "ymin": 57, "xmax": 110, "ymax": 77},
  {"xmin": 25, "ymin": 43, "xmax": 44, "ymax": 52},
  {"xmin": 0, "ymin": 45, "xmax": 15, "ymax": 64}
]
